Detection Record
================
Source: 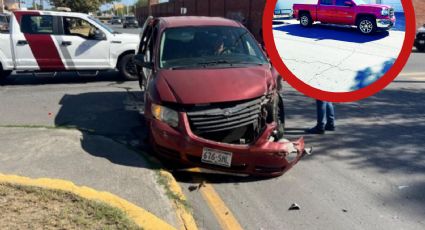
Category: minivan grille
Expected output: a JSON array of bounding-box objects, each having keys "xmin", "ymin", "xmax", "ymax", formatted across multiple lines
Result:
[{"xmin": 186, "ymin": 97, "xmax": 266, "ymax": 144}]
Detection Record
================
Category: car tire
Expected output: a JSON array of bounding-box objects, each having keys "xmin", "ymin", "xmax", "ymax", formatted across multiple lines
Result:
[
  {"xmin": 123, "ymin": 25, "xmax": 127, "ymax": 28},
  {"xmin": 299, "ymin": 13, "xmax": 312, "ymax": 27},
  {"xmin": 267, "ymin": 93, "xmax": 285, "ymax": 140},
  {"xmin": 357, "ymin": 16, "xmax": 376, "ymax": 35},
  {"xmin": 118, "ymin": 53, "xmax": 138, "ymax": 81}
]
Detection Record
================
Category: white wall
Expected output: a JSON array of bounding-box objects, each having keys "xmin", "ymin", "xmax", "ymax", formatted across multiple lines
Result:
[{"xmin": 275, "ymin": 0, "xmax": 316, "ymax": 11}]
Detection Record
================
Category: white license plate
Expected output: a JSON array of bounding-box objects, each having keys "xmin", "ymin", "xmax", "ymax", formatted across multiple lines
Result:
[
  {"xmin": 420, "ymin": 40, "xmax": 425, "ymax": 44},
  {"xmin": 202, "ymin": 148, "xmax": 232, "ymax": 168}
]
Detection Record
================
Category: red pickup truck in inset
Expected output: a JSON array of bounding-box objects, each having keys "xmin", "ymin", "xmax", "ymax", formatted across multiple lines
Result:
[{"xmin": 293, "ymin": 0, "xmax": 396, "ymax": 34}]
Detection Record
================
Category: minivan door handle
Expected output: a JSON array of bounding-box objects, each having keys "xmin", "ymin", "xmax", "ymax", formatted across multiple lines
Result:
[
  {"xmin": 17, "ymin": 40, "xmax": 28, "ymax": 45},
  {"xmin": 61, "ymin": 41, "xmax": 72, "ymax": 46}
]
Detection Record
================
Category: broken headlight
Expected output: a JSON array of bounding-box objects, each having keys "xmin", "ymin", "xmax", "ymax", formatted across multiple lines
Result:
[{"xmin": 151, "ymin": 103, "xmax": 179, "ymax": 128}]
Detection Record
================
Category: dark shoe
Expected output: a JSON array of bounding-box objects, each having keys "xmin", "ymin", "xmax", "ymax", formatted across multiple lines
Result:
[
  {"xmin": 325, "ymin": 124, "xmax": 335, "ymax": 131},
  {"xmin": 305, "ymin": 127, "xmax": 325, "ymax": 134}
]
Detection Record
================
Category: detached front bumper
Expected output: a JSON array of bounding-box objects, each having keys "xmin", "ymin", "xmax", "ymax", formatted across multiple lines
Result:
[
  {"xmin": 376, "ymin": 17, "xmax": 396, "ymax": 30},
  {"xmin": 150, "ymin": 115, "xmax": 307, "ymax": 177}
]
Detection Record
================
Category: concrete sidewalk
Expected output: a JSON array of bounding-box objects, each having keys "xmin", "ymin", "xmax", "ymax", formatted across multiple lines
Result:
[
  {"xmin": 0, "ymin": 127, "xmax": 180, "ymax": 228},
  {"xmin": 273, "ymin": 18, "xmax": 405, "ymax": 92}
]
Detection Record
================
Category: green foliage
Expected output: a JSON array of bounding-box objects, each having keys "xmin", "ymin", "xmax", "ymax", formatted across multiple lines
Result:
[
  {"xmin": 136, "ymin": 0, "xmax": 149, "ymax": 7},
  {"xmin": 49, "ymin": 0, "xmax": 117, "ymax": 13}
]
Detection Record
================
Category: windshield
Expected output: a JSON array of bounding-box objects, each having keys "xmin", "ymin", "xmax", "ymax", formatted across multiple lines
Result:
[
  {"xmin": 159, "ymin": 26, "xmax": 268, "ymax": 69},
  {"xmin": 89, "ymin": 17, "xmax": 115, "ymax": 34},
  {"xmin": 0, "ymin": 16, "xmax": 8, "ymax": 23},
  {"xmin": 352, "ymin": 0, "xmax": 366, "ymax": 4},
  {"xmin": 126, "ymin": 17, "xmax": 135, "ymax": 20}
]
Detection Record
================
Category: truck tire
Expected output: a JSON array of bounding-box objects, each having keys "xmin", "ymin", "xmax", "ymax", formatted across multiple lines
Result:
[
  {"xmin": 357, "ymin": 16, "xmax": 376, "ymax": 35},
  {"xmin": 299, "ymin": 13, "xmax": 312, "ymax": 27},
  {"xmin": 118, "ymin": 53, "xmax": 138, "ymax": 81}
]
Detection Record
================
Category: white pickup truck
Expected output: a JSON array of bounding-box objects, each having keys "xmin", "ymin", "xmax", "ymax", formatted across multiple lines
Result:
[{"xmin": 0, "ymin": 10, "xmax": 139, "ymax": 80}]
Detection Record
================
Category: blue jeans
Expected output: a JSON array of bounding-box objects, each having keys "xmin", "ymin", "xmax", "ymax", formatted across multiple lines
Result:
[{"xmin": 316, "ymin": 100, "xmax": 335, "ymax": 130}]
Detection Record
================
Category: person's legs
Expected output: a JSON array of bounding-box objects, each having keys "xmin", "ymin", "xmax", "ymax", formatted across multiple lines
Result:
[
  {"xmin": 325, "ymin": 102, "xmax": 335, "ymax": 130},
  {"xmin": 316, "ymin": 100, "xmax": 326, "ymax": 130},
  {"xmin": 306, "ymin": 100, "xmax": 326, "ymax": 134}
]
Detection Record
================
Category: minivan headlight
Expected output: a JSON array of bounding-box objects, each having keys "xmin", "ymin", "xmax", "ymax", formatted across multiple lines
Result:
[
  {"xmin": 381, "ymin": 8, "xmax": 389, "ymax": 16},
  {"xmin": 151, "ymin": 103, "xmax": 179, "ymax": 128}
]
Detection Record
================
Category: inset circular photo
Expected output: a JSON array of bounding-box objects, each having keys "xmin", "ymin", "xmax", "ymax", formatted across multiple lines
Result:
[{"xmin": 264, "ymin": 0, "xmax": 416, "ymax": 102}]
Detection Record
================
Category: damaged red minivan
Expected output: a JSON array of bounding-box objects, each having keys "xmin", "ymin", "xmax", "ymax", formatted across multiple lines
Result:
[{"xmin": 134, "ymin": 16, "xmax": 307, "ymax": 176}]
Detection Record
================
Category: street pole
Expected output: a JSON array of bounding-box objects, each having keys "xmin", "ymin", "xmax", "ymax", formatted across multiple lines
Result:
[{"xmin": 0, "ymin": 0, "xmax": 4, "ymax": 13}]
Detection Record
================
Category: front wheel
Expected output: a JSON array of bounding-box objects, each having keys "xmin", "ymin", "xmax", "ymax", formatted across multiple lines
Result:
[
  {"xmin": 299, "ymin": 13, "xmax": 312, "ymax": 27},
  {"xmin": 118, "ymin": 54, "xmax": 138, "ymax": 81},
  {"xmin": 357, "ymin": 17, "xmax": 376, "ymax": 35}
]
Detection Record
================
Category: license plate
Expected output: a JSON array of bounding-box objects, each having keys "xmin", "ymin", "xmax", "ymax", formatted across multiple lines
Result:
[
  {"xmin": 420, "ymin": 40, "xmax": 425, "ymax": 44},
  {"xmin": 202, "ymin": 148, "xmax": 232, "ymax": 168}
]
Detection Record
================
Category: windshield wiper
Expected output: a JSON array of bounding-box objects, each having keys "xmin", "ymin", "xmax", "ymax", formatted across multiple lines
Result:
[{"xmin": 197, "ymin": 60, "xmax": 233, "ymax": 66}]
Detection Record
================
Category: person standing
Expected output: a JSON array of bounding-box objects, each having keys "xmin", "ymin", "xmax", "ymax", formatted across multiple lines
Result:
[{"xmin": 306, "ymin": 100, "xmax": 335, "ymax": 134}]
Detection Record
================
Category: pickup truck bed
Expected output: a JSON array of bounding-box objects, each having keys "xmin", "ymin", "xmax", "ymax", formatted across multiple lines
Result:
[{"xmin": 293, "ymin": 0, "xmax": 396, "ymax": 34}]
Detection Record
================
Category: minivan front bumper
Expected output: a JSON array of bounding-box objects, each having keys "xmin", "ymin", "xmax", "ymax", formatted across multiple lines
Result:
[{"xmin": 149, "ymin": 115, "xmax": 307, "ymax": 177}]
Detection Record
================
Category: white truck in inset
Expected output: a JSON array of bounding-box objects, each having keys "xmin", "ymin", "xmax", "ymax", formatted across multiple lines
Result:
[{"xmin": 0, "ymin": 10, "xmax": 139, "ymax": 80}]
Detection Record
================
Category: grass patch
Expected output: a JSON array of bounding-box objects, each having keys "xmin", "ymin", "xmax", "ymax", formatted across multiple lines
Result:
[
  {"xmin": 155, "ymin": 171, "xmax": 192, "ymax": 213},
  {"xmin": 0, "ymin": 183, "xmax": 142, "ymax": 230}
]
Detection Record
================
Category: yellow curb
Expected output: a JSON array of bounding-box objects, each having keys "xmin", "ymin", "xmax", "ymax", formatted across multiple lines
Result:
[
  {"xmin": 0, "ymin": 173, "xmax": 176, "ymax": 230},
  {"xmin": 159, "ymin": 170, "xmax": 198, "ymax": 230}
]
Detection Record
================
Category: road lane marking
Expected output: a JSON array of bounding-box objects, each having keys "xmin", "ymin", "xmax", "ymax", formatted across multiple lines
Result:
[
  {"xmin": 0, "ymin": 173, "xmax": 175, "ymax": 230},
  {"xmin": 188, "ymin": 168, "xmax": 243, "ymax": 230}
]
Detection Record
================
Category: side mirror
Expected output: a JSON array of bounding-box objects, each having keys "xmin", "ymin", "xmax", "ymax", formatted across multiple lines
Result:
[
  {"xmin": 344, "ymin": 1, "xmax": 353, "ymax": 6},
  {"xmin": 133, "ymin": 54, "xmax": 153, "ymax": 69},
  {"xmin": 93, "ymin": 30, "xmax": 106, "ymax": 40}
]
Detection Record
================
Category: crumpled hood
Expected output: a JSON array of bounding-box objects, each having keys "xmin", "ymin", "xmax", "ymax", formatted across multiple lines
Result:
[{"xmin": 155, "ymin": 66, "xmax": 273, "ymax": 104}]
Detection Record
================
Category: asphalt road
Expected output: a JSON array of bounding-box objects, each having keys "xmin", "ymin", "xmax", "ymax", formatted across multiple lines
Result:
[{"xmin": 0, "ymin": 26, "xmax": 424, "ymax": 230}]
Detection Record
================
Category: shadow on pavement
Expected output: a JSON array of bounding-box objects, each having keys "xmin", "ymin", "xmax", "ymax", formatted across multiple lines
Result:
[
  {"xmin": 351, "ymin": 58, "xmax": 396, "ymax": 90},
  {"xmin": 284, "ymin": 87, "xmax": 425, "ymax": 176},
  {"xmin": 0, "ymin": 71, "xmax": 127, "ymax": 86},
  {"xmin": 273, "ymin": 23, "xmax": 390, "ymax": 43},
  {"xmin": 54, "ymin": 91, "xmax": 158, "ymax": 169}
]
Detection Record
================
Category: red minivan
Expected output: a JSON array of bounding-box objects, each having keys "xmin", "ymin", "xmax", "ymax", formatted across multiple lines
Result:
[{"xmin": 134, "ymin": 16, "xmax": 307, "ymax": 176}]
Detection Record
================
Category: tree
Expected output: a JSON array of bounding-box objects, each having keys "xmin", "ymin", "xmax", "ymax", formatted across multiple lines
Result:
[
  {"xmin": 49, "ymin": 0, "xmax": 116, "ymax": 13},
  {"xmin": 136, "ymin": 0, "xmax": 149, "ymax": 7}
]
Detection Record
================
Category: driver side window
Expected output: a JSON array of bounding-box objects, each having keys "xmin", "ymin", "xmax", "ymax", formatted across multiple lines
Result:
[{"xmin": 63, "ymin": 17, "xmax": 97, "ymax": 39}]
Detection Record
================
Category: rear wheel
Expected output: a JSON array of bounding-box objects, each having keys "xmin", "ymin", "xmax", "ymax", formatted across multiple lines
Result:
[
  {"xmin": 357, "ymin": 16, "xmax": 376, "ymax": 35},
  {"xmin": 299, "ymin": 13, "xmax": 312, "ymax": 27},
  {"xmin": 118, "ymin": 53, "xmax": 138, "ymax": 81}
]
